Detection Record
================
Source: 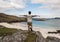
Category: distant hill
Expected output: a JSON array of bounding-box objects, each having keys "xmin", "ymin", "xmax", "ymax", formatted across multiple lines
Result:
[
  {"xmin": 55, "ymin": 17, "xmax": 60, "ymax": 19},
  {"xmin": 0, "ymin": 13, "xmax": 26, "ymax": 23},
  {"xmin": 33, "ymin": 18, "xmax": 47, "ymax": 21}
]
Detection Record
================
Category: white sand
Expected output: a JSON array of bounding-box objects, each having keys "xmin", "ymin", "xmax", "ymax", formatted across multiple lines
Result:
[
  {"xmin": 0, "ymin": 23, "xmax": 28, "ymax": 30},
  {"xmin": 0, "ymin": 23, "xmax": 60, "ymax": 39}
]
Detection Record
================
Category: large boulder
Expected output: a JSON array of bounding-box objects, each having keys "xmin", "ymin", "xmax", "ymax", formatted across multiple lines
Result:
[{"xmin": 35, "ymin": 31, "xmax": 46, "ymax": 42}]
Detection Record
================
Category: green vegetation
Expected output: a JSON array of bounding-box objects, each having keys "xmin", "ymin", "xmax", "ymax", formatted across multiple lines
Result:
[
  {"xmin": 0, "ymin": 28, "xmax": 18, "ymax": 36},
  {"xmin": 24, "ymin": 32, "xmax": 37, "ymax": 42}
]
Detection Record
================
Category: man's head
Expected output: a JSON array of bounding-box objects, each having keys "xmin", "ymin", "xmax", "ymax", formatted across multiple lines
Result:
[{"xmin": 28, "ymin": 11, "xmax": 31, "ymax": 15}]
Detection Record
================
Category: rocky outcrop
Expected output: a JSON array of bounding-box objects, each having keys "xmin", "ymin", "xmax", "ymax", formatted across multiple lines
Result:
[
  {"xmin": 33, "ymin": 31, "xmax": 60, "ymax": 42},
  {"xmin": 35, "ymin": 31, "xmax": 46, "ymax": 42},
  {"xmin": 0, "ymin": 30, "xmax": 60, "ymax": 42},
  {"xmin": 0, "ymin": 30, "xmax": 27, "ymax": 42},
  {"xmin": 46, "ymin": 36, "xmax": 60, "ymax": 42}
]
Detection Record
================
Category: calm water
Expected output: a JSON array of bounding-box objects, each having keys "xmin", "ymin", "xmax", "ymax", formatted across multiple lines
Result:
[{"xmin": 23, "ymin": 19, "xmax": 60, "ymax": 29}]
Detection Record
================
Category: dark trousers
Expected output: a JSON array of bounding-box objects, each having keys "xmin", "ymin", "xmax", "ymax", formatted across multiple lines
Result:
[{"xmin": 27, "ymin": 22, "xmax": 32, "ymax": 31}]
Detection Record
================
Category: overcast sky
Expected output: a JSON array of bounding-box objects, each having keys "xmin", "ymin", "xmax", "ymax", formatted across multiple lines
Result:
[{"xmin": 0, "ymin": 0, "xmax": 60, "ymax": 18}]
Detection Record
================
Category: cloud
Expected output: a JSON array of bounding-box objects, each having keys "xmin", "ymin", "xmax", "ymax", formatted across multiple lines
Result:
[
  {"xmin": 31, "ymin": 0, "xmax": 60, "ymax": 9},
  {"xmin": 10, "ymin": 0, "xmax": 26, "ymax": 9},
  {"xmin": 31, "ymin": 0, "xmax": 60, "ymax": 4},
  {"xmin": 0, "ymin": 0, "xmax": 27, "ymax": 11},
  {"xmin": 31, "ymin": 0, "xmax": 60, "ymax": 17},
  {"xmin": 0, "ymin": 0, "xmax": 12, "ymax": 8}
]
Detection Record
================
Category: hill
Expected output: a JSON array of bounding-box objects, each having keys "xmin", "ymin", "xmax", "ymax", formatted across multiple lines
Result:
[
  {"xmin": 33, "ymin": 18, "xmax": 47, "ymax": 21},
  {"xmin": 55, "ymin": 17, "xmax": 60, "ymax": 19},
  {"xmin": 0, "ymin": 13, "xmax": 26, "ymax": 23}
]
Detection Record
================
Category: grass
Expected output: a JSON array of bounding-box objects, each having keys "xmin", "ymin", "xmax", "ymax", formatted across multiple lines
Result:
[
  {"xmin": 0, "ymin": 26, "xmax": 37, "ymax": 42},
  {"xmin": 0, "ymin": 28, "xmax": 18, "ymax": 36},
  {"xmin": 24, "ymin": 32, "xmax": 37, "ymax": 42}
]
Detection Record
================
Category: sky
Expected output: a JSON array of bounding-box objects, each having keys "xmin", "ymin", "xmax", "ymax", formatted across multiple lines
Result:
[{"xmin": 0, "ymin": 0, "xmax": 60, "ymax": 18}]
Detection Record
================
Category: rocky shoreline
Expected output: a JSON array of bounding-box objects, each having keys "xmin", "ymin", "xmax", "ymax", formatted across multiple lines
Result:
[{"xmin": 0, "ymin": 29, "xmax": 60, "ymax": 42}]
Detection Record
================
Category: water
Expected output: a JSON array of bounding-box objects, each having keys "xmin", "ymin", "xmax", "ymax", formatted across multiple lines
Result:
[{"xmin": 23, "ymin": 19, "xmax": 60, "ymax": 29}]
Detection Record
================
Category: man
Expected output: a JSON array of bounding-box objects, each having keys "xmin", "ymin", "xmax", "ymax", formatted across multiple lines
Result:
[{"xmin": 27, "ymin": 11, "xmax": 32, "ymax": 31}]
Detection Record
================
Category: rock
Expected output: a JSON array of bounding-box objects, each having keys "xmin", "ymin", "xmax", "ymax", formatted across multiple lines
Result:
[
  {"xmin": 0, "ymin": 25, "xmax": 6, "ymax": 28},
  {"xmin": 0, "ymin": 30, "xmax": 60, "ymax": 42},
  {"xmin": 0, "ymin": 37, "xmax": 2, "ymax": 42},
  {"xmin": 46, "ymin": 36, "xmax": 60, "ymax": 42},
  {"xmin": 0, "ymin": 30, "xmax": 27, "ymax": 42},
  {"xmin": 35, "ymin": 31, "xmax": 46, "ymax": 42}
]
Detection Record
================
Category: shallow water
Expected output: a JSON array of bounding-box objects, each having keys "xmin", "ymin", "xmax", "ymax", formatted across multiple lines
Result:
[{"xmin": 23, "ymin": 19, "xmax": 60, "ymax": 29}]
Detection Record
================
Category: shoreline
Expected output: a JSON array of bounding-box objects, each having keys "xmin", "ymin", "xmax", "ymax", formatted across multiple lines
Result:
[{"xmin": 0, "ymin": 22, "xmax": 60, "ymax": 39}]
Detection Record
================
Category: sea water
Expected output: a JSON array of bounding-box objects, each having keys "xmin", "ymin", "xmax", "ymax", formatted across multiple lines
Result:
[{"xmin": 23, "ymin": 19, "xmax": 60, "ymax": 29}]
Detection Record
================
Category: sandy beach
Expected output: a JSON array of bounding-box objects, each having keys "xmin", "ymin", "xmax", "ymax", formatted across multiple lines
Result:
[{"xmin": 0, "ymin": 23, "xmax": 60, "ymax": 39}]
